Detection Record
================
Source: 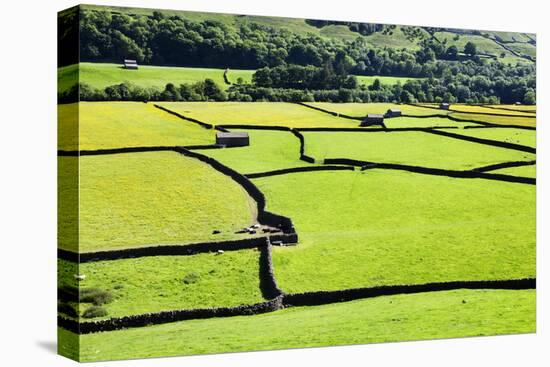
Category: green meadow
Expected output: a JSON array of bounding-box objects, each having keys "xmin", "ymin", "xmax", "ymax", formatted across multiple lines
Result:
[
  {"xmin": 363, "ymin": 26, "xmax": 430, "ymax": 51},
  {"xmin": 383, "ymin": 116, "xmax": 478, "ymax": 128},
  {"xmin": 197, "ymin": 129, "xmax": 314, "ymax": 174},
  {"xmin": 305, "ymin": 102, "xmax": 449, "ymax": 116},
  {"xmin": 486, "ymin": 104, "xmax": 536, "ymax": 113},
  {"xmin": 434, "ymin": 31, "xmax": 517, "ymax": 59},
  {"xmin": 58, "ymin": 102, "xmax": 215, "ymax": 150},
  {"xmin": 57, "ymin": 103, "xmax": 79, "ymax": 150},
  {"xmin": 482, "ymin": 31, "xmax": 534, "ymax": 43},
  {"xmin": 505, "ymin": 42, "xmax": 536, "ymax": 58},
  {"xmin": 65, "ymin": 289, "xmax": 535, "ymax": 361},
  {"xmin": 451, "ymin": 112, "xmax": 536, "ymax": 127},
  {"xmin": 154, "ymin": 102, "xmax": 481, "ymax": 129},
  {"xmin": 58, "ymin": 62, "xmax": 255, "ymax": 93},
  {"xmin": 449, "ymin": 104, "xmax": 535, "ymax": 117},
  {"xmin": 443, "ymin": 127, "xmax": 536, "ymax": 148},
  {"xmin": 414, "ymin": 105, "xmax": 537, "ymax": 127},
  {"xmin": 66, "ymin": 151, "xmax": 256, "ymax": 253},
  {"xmin": 58, "ymin": 100, "xmax": 536, "ymax": 360},
  {"xmin": 253, "ymin": 170, "xmax": 535, "ymax": 293},
  {"xmin": 58, "ymin": 157, "xmax": 79, "ymax": 250},
  {"xmin": 319, "ymin": 24, "xmax": 363, "ymax": 41},
  {"xmin": 492, "ymin": 164, "xmax": 536, "ymax": 178},
  {"xmin": 156, "ymin": 102, "xmax": 355, "ymax": 128},
  {"xmin": 302, "ymin": 131, "xmax": 534, "ymax": 169},
  {"xmin": 59, "ymin": 249, "xmax": 264, "ymax": 318}
]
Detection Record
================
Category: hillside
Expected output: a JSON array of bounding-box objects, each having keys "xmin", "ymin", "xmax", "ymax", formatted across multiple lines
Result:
[{"xmin": 81, "ymin": 4, "xmax": 535, "ymax": 63}]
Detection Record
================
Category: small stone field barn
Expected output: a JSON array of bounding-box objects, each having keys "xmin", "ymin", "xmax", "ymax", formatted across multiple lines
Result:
[
  {"xmin": 124, "ymin": 59, "xmax": 139, "ymax": 69},
  {"xmin": 360, "ymin": 114, "xmax": 386, "ymax": 128},
  {"xmin": 385, "ymin": 108, "xmax": 402, "ymax": 118},
  {"xmin": 439, "ymin": 102, "xmax": 450, "ymax": 110},
  {"xmin": 216, "ymin": 132, "xmax": 250, "ymax": 147}
]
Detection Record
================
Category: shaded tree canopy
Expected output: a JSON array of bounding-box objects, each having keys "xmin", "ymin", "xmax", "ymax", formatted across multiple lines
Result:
[{"xmin": 464, "ymin": 42, "xmax": 477, "ymax": 56}]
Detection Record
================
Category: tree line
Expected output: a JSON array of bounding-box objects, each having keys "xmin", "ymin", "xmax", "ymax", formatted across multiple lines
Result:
[
  {"xmin": 58, "ymin": 79, "xmax": 228, "ymax": 103},
  {"xmin": 249, "ymin": 59, "xmax": 535, "ymax": 104},
  {"xmin": 58, "ymin": 72, "xmax": 535, "ymax": 105}
]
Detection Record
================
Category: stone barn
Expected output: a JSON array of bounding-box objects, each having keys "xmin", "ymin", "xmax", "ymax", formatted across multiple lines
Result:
[
  {"xmin": 439, "ymin": 102, "xmax": 450, "ymax": 110},
  {"xmin": 216, "ymin": 132, "xmax": 250, "ymax": 147},
  {"xmin": 124, "ymin": 59, "xmax": 139, "ymax": 69},
  {"xmin": 360, "ymin": 114, "xmax": 386, "ymax": 128},
  {"xmin": 385, "ymin": 108, "xmax": 402, "ymax": 118}
]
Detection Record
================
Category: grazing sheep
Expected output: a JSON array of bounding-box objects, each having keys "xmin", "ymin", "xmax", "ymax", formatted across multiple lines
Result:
[{"xmin": 74, "ymin": 274, "xmax": 86, "ymax": 281}]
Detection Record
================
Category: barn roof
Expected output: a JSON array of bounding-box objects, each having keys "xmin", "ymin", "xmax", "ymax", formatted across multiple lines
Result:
[
  {"xmin": 366, "ymin": 114, "xmax": 384, "ymax": 119},
  {"xmin": 216, "ymin": 132, "xmax": 249, "ymax": 138}
]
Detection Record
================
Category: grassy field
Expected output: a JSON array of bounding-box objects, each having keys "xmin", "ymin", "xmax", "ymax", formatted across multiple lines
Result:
[
  {"xmin": 305, "ymin": 102, "xmax": 448, "ymax": 117},
  {"xmin": 364, "ymin": 26, "xmax": 430, "ymax": 50},
  {"xmin": 499, "ymin": 55, "xmax": 532, "ymax": 65},
  {"xmin": 252, "ymin": 170, "xmax": 535, "ymax": 293},
  {"xmin": 65, "ymin": 289, "xmax": 535, "ymax": 361},
  {"xmin": 319, "ymin": 24, "xmax": 362, "ymax": 41},
  {"xmin": 66, "ymin": 151, "xmax": 256, "ymax": 253},
  {"xmin": 481, "ymin": 31, "xmax": 534, "ymax": 43},
  {"xmin": 485, "ymin": 104, "xmax": 536, "ymax": 113},
  {"xmin": 58, "ymin": 63, "xmax": 255, "ymax": 93},
  {"xmin": 156, "ymin": 102, "xmax": 355, "ymax": 128},
  {"xmin": 433, "ymin": 32, "xmax": 517, "ymax": 59},
  {"xmin": 58, "ymin": 100, "xmax": 536, "ymax": 359},
  {"xmin": 383, "ymin": 116, "xmax": 478, "ymax": 129},
  {"xmin": 492, "ymin": 164, "xmax": 536, "ymax": 178},
  {"xmin": 197, "ymin": 129, "xmax": 313, "ymax": 174},
  {"xmin": 451, "ymin": 112, "xmax": 536, "ymax": 127},
  {"xmin": 58, "ymin": 103, "xmax": 79, "ymax": 150},
  {"xmin": 443, "ymin": 127, "xmax": 536, "ymax": 148},
  {"xmin": 449, "ymin": 104, "xmax": 536, "ymax": 117},
  {"xmin": 304, "ymin": 103, "xmax": 478, "ymax": 128},
  {"xmin": 302, "ymin": 131, "xmax": 533, "ymax": 170},
  {"xmin": 156, "ymin": 102, "xmax": 477, "ymax": 129},
  {"xmin": 58, "ymin": 102, "xmax": 214, "ymax": 150},
  {"xmin": 58, "ymin": 157, "xmax": 79, "ymax": 251},
  {"xmin": 505, "ymin": 42, "xmax": 537, "ymax": 58},
  {"xmin": 59, "ymin": 249, "xmax": 264, "ymax": 318}
]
